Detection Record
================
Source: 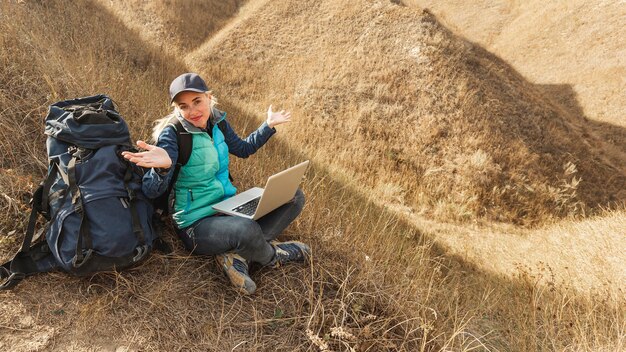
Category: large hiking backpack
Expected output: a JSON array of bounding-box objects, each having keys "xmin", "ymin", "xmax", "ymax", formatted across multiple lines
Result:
[{"xmin": 0, "ymin": 95, "xmax": 156, "ymax": 290}]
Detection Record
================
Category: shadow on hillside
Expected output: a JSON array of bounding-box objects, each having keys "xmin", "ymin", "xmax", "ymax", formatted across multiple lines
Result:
[
  {"xmin": 537, "ymin": 84, "xmax": 588, "ymax": 122},
  {"xmin": 414, "ymin": 7, "xmax": 626, "ymax": 161},
  {"xmin": 537, "ymin": 84, "xmax": 626, "ymax": 157},
  {"xmin": 449, "ymin": 19, "xmax": 626, "ymax": 206},
  {"xmin": 221, "ymin": 100, "xmax": 626, "ymax": 350},
  {"xmin": 1, "ymin": 2, "xmax": 623, "ymax": 351},
  {"xmin": 162, "ymin": 0, "xmax": 245, "ymax": 51},
  {"xmin": 470, "ymin": 33, "xmax": 626, "ymax": 160}
]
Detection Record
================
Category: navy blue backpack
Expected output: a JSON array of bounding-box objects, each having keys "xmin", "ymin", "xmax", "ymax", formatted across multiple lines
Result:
[{"xmin": 1, "ymin": 95, "xmax": 157, "ymax": 290}]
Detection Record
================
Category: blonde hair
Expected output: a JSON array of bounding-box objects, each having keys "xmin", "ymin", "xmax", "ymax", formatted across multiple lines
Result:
[{"xmin": 151, "ymin": 92, "xmax": 218, "ymax": 142}]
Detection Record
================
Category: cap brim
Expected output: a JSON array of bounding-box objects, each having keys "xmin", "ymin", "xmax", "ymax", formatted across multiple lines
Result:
[{"xmin": 170, "ymin": 88, "xmax": 207, "ymax": 103}]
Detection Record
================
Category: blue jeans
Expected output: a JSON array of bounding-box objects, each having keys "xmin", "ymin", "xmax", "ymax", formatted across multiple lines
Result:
[{"xmin": 177, "ymin": 189, "xmax": 305, "ymax": 265}]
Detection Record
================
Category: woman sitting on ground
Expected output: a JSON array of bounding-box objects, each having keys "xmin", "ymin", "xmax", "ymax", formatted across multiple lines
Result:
[{"xmin": 122, "ymin": 73, "xmax": 310, "ymax": 295}]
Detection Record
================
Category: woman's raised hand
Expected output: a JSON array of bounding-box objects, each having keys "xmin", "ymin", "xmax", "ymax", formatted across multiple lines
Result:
[
  {"xmin": 266, "ymin": 105, "xmax": 292, "ymax": 129},
  {"xmin": 122, "ymin": 140, "xmax": 172, "ymax": 169}
]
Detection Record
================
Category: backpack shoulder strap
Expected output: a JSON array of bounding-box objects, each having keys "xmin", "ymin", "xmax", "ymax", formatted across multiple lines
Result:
[
  {"xmin": 153, "ymin": 119, "xmax": 193, "ymax": 217},
  {"xmin": 171, "ymin": 119, "xmax": 192, "ymax": 167},
  {"xmin": 214, "ymin": 119, "xmax": 235, "ymax": 183},
  {"xmin": 216, "ymin": 119, "xmax": 228, "ymax": 137},
  {"xmin": 168, "ymin": 118, "xmax": 192, "ymax": 196}
]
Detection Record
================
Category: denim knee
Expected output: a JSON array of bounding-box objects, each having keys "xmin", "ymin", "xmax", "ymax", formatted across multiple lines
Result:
[
  {"xmin": 230, "ymin": 222, "xmax": 264, "ymax": 247},
  {"xmin": 293, "ymin": 188, "xmax": 305, "ymax": 212}
]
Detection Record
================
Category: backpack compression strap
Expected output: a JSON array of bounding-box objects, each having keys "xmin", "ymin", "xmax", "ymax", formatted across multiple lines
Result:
[
  {"xmin": 0, "ymin": 167, "xmax": 64, "ymax": 290},
  {"xmin": 122, "ymin": 158, "xmax": 150, "ymax": 262},
  {"xmin": 67, "ymin": 154, "xmax": 94, "ymax": 268},
  {"xmin": 67, "ymin": 149, "xmax": 150, "ymax": 269}
]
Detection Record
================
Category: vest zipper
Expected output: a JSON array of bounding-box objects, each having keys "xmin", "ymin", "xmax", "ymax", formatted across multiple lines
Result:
[{"xmin": 185, "ymin": 189, "xmax": 193, "ymax": 212}]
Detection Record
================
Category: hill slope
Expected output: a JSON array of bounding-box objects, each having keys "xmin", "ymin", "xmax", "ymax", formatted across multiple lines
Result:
[
  {"xmin": 0, "ymin": 1, "xmax": 463, "ymax": 350},
  {"xmin": 187, "ymin": 0, "xmax": 625, "ymax": 224},
  {"xmin": 406, "ymin": 0, "xmax": 626, "ymax": 131},
  {"xmin": 100, "ymin": 0, "xmax": 245, "ymax": 53},
  {"xmin": 1, "ymin": 1, "xmax": 624, "ymax": 351}
]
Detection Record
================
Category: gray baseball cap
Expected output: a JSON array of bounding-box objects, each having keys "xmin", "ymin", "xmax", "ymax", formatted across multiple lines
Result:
[{"xmin": 169, "ymin": 73, "xmax": 209, "ymax": 103}]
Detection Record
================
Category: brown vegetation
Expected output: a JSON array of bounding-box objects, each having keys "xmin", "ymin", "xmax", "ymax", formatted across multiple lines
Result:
[
  {"xmin": 0, "ymin": 0, "xmax": 624, "ymax": 351},
  {"xmin": 405, "ymin": 0, "xmax": 626, "ymax": 132},
  {"xmin": 189, "ymin": 0, "xmax": 626, "ymax": 225}
]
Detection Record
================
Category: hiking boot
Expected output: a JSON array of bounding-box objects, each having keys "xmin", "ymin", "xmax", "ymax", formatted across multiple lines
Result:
[
  {"xmin": 269, "ymin": 241, "xmax": 311, "ymax": 267},
  {"xmin": 215, "ymin": 253, "xmax": 256, "ymax": 295}
]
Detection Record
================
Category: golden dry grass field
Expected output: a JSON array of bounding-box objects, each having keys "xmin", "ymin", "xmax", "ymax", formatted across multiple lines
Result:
[
  {"xmin": 0, "ymin": 0, "xmax": 624, "ymax": 351},
  {"xmin": 405, "ymin": 0, "xmax": 626, "ymax": 129}
]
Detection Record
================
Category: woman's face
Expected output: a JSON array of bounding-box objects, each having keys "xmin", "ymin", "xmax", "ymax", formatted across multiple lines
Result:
[{"xmin": 174, "ymin": 91, "xmax": 212, "ymax": 129}]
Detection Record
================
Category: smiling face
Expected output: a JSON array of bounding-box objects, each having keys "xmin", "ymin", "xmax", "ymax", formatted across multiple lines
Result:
[{"xmin": 173, "ymin": 91, "xmax": 212, "ymax": 129}]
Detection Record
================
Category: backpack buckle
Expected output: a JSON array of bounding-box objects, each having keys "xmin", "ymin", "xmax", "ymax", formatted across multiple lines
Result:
[
  {"xmin": 71, "ymin": 249, "xmax": 94, "ymax": 269},
  {"xmin": 0, "ymin": 272, "xmax": 26, "ymax": 291},
  {"xmin": 74, "ymin": 201, "xmax": 84, "ymax": 214},
  {"xmin": 132, "ymin": 245, "xmax": 149, "ymax": 263},
  {"xmin": 0, "ymin": 266, "xmax": 10, "ymax": 280},
  {"xmin": 126, "ymin": 188, "xmax": 136, "ymax": 201}
]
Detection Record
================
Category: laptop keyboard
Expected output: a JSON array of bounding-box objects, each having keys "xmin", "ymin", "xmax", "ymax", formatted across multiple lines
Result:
[{"xmin": 232, "ymin": 197, "xmax": 261, "ymax": 216}]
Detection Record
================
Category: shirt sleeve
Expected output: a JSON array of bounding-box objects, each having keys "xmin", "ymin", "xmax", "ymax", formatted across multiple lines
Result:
[
  {"xmin": 141, "ymin": 126, "xmax": 179, "ymax": 199},
  {"xmin": 223, "ymin": 119, "xmax": 276, "ymax": 158}
]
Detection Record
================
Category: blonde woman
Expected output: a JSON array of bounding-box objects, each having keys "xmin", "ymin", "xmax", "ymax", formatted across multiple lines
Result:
[{"xmin": 122, "ymin": 73, "xmax": 309, "ymax": 294}]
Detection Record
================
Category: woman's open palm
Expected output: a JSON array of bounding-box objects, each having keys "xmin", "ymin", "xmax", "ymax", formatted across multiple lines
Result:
[
  {"xmin": 266, "ymin": 105, "xmax": 292, "ymax": 128},
  {"xmin": 122, "ymin": 140, "xmax": 172, "ymax": 169}
]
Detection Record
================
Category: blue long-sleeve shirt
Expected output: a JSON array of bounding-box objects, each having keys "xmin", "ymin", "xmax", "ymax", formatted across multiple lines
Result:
[{"xmin": 141, "ymin": 118, "xmax": 276, "ymax": 199}]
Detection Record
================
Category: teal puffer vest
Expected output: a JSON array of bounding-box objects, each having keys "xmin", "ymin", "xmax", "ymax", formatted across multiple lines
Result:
[{"xmin": 172, "ymin": 110, "xmax": 237, "ymax": 228}]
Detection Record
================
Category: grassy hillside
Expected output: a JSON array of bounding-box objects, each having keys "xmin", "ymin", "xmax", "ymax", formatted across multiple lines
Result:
[
  {"xmin": 100, "ymin": 0, "xmax": 245, "ymax": 53},
  {"xmin": 0, "ymin": 1, "xmax": 624, "ymax": 351},
  {"xmin": 405, "ymin": 0, "xmax": 626, "ymax": 172},
  {"xmin": 405, "ymin": 0, "xmax": 626, "ymax": 127},
  {"xmin": 185, "ymin": 0, "xmax": 625, "ymax": 225},
  {"xmin": 0, "ymin": 0, "xmax": 181, "ymax": 234},
  {"xmin": 0, "ymin": 1, "xmax": 429, "ymax": 350}
]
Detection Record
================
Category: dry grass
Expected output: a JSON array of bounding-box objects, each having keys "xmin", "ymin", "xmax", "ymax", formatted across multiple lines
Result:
[
  {"xmin": 0, "ymin": 0, "xmax": 624, "ymax": 351},
  {"xmin": 0, "ymin": 1, "xmax": 430, "ymax": 350},
  {"xmin": 404, "ymin": 0, "xmax": 626, "ymax": 132},
  {"xmin": 0, "ymin": 0, "xmax": 181, "ymax": 170},
  {"xmin": 99, "ymin": 0, "xmax": 244, "ymax": 55},
  {"xmin": 191, "ymin": 0, "xmax": 626, "ymax": 225}
]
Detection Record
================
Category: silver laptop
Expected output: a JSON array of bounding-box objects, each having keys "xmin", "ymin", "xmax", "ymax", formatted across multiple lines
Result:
[{"xmin": 212, "ymin": 160, "xmax": 309, "ymax": 220}]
